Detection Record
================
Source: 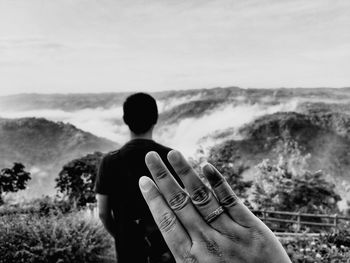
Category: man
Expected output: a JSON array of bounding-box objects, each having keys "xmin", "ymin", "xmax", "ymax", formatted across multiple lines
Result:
[{"xmin": 95, "ymin": 93, "xmax": 180, "ymax": 263}]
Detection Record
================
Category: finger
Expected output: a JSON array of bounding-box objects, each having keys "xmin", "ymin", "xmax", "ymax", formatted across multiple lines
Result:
[
  {"xmin": 203, "ymin": 163, "xmax": 258, "ymax": 227},
  {"xmin": 145, "ymin": 151, "xmax": 210, "ymax": 239},
  {"xmin": 167, "ymin": 150, "xmax": 239, "ymax": 233},
  {"xmin": 139, "ymin": 176, "xmax": 191, "ymax": 260}
]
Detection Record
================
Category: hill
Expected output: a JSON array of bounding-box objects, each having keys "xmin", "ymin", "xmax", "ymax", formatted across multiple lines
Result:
[
  {"xmin": 209, "ymin": 111, "xmax": 350, "ymax": 204},
  {"xmin": 0, "ymin": 118, "xmax": 118, "ymax": 198},
  {"xmin": 1, "ymin": 87, "xmax": 349, "ymax": 112},
  {"xmin": 1, "ymin": 87, "xmax": 350, "ymax": 202},
  {"xmin": 158, "ymin": 99, "xmax": 225, "ymax": 125}
]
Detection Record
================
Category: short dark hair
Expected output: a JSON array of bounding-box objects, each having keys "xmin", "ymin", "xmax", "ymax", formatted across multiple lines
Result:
[{"xmin": 123, "ymin": 93, "xmax": 158, "ymax": 134}]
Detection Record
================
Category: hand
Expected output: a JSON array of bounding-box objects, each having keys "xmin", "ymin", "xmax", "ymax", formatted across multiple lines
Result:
[{"xmin": 139, "ymin": 150, "xmax": 291, "ymax": 263}]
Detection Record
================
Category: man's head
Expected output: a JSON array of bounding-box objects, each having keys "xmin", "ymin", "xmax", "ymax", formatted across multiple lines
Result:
[{"xmin": 123, "ymin": 93, "xmax": 158, "ymax": 135}]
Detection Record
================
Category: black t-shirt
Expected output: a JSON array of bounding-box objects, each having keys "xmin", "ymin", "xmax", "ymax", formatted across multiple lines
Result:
[{"xmin": 95, "ymin": 138, "xmax": 181, "ymax": 262}]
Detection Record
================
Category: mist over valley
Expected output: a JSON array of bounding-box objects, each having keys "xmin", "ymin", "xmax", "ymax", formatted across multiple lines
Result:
[{"xmin": 0, "ymin": 87, "xmax": 349, "ymax": 208}]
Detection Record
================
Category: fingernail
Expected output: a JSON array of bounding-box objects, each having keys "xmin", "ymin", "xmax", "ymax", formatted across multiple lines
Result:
[
  {"xmin": 168, "ymin": 150, "xmax": 181, "ymax": 162},
  {"xmin": 139, "ymin": 177, "xmax": 153, "ymax": 192},
  {"xmin": 145, "ymin": 151, "xmax": 160, "ymax": 164},
  {"xmin": 203, "ymin": 163, "xmax": 215, "ymax": 174}
]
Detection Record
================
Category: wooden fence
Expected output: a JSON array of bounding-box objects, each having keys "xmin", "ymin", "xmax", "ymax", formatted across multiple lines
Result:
[{"xmin": 252, "ymin": 210, "xmax": 350, "ymax": 232}]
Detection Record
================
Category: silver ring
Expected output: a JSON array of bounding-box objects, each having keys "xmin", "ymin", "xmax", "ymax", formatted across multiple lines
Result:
[{"xmin": 204, "ymin": 206, "xmax": 224, "ymax": 223}]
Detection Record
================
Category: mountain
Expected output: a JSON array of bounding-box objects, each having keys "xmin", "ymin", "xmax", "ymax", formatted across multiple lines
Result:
[
  {"xmin": 1, "ymin": 87, "xmax": 349, "ymax": 112},
  {"xmin": 158, "ymin": 99, "xmax": 225, "ymax": 125},
  {"xmin": 209, "ymin": 111, "xmax": 350, "ymax": 203},
  {"xmin": 0, "ymin": 117, "xmax": 118, "ymax": 198},
  {"xmin": 0, "ymin": 87, "xmax": 350, "ymax": 204}
]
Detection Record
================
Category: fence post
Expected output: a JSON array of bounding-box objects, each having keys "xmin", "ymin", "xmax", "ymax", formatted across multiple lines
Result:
[
  {"xmin": 262, "ymin": 210, "xmax": 266, "ymax": 222},
  {"xmin": 297, "ymin": 211, "xmax": 301, "ymax": 232},
  {"xmin": 334, "ymin": 214, "xmax": 338, "ymax": 232}
]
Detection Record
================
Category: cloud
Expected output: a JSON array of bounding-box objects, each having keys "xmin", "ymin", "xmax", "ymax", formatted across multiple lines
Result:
[
  {"xmin": 1, "ymin": 0, "xmax": 350, "ymax": 95},
  {"xmin": 0, "ymin": 37, "xmax": 65, "ymax": 50},
  {"xmin": 155, "ymin": 100, "xmax": 300, "ymax": 157},
  {"xmin": 0, "ymin": 95, "xmax": 299, "ymax": 157}
]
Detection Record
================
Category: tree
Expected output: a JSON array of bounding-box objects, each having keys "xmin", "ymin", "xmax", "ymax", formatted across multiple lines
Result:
[
  {"xmin": 0, "ymin": 163, "xmax": 31, "ymax": 205},
  {"xmin": 55, "ymin": 152, "xmax": 103, "ymax": 207},
  {"xmin": 207, "ymin": 144, "xmax": 252, "ymax": 198},
  {"xmin": 251, "ymin": 141, "xmax": 341, "ymax": 214}
]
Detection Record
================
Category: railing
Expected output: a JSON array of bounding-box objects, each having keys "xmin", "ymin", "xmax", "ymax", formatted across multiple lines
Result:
[
  {"xmin": 252, "ymin": 210, "xmax": 350, "ymax": 232},
  {"xmin": 2, "ymin": 206, "xmax": 350, "ymax": 232}
]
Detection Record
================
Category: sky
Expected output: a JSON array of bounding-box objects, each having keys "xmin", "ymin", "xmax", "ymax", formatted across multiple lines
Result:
[{"xmin": 0, "ymin": 0, "xmax": 349, "ymax": 95}]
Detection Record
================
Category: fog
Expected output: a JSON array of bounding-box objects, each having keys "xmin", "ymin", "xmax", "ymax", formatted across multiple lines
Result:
[
  {"xmin": 0, "ymin": 98, "xmax": 299, "ymax": 157},
  {"xmin": 156, "ymin": 100, "xmax": 299, "ymax": 156}
]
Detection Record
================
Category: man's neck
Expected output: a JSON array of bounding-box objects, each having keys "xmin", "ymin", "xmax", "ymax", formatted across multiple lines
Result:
[{"xmin": 130, "ymin": 130, "xmax": 153, "ymax": 140}]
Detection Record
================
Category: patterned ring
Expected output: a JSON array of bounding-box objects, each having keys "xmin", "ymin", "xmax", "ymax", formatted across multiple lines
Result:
[{"xmin": 204, "ymin": 206, "xmax": 225, "ymax": 223}]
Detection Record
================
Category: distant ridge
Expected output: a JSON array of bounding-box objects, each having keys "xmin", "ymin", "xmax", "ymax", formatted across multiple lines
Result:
[
  {"xmin": 210, "ymin": 111, "xmax": 350, "ymax": 202},
  {"xmin": 0, "ymin": 117, "xmax": 118, "ymax": 197},
  {"xmin": 1, "ymin": 87, "xmax": 349, "ymax": 112}
]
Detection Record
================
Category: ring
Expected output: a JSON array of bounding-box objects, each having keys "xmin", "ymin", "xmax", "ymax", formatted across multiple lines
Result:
[{"xmin": 204, "ymin": 206, "xmax": 224, "ymax": 223}]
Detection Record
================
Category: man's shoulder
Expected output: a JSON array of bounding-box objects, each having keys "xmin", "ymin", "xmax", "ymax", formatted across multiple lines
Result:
[
  {"xmin": 102, "ymin": 140, "xmax": 172, "ymax": 163},
  {"xmin": 153, "ymin": 142, "xmax": 172, "ymax": 154},
  {"xmin": 126, "ymin": 139, "xmax": 172, "ymax": 152},
  {"xmin": 101, "ymin": 149, "xmax": 121, "ymax": 164}
]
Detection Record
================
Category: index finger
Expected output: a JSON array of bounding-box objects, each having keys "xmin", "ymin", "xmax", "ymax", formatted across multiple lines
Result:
[{"xmin": 139, "ymin": 176, "xmax": 191, "ymax": 260}]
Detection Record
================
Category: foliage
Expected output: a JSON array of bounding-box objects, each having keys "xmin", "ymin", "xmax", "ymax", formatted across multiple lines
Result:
[
  {"xmin": 0, "ymin": 196, "xmax": 73, "ymax": 217},
  {"xmin": 0, "ymin": 209, "xmax": 114, "ymax": 263},
  {"xmin": 35, "ymin": 196, "xmax": 74, "ymax": 216},
  {"xmin": 281, "ymin": 235, "xmax": 350, "ymax": 262},
  {"xmin": 252, "ymin": 141, "xmax": 341, "ymax": 213},
  {"xmin": 207, "ymin": 145, "xmax": 252, "ymax": 197},
  {"xmin": 323, "ymin": 221, "xmax": 350, "ymax": 248},
  {"xmin": 0, "ymin": 162, "xmax": 31, "ymax": 205},
  {"xmin": 283, "ymin": 222, "xmax": 350, "ymax": 262},
  {"xmin": 0, "ymin": 196, "xmax": 73, "ymax": 219},
  {"xmin": 56, "ymin": 152, "xmax": 103, "ymax": 207}
]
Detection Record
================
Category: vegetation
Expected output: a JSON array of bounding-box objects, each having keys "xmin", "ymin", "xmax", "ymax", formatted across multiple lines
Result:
[
  {"xmin": 207, "ymin": 145, "xmax": 252, "ymax": 198},
  {"xmin": 1, "ymin": 87, "xmax": 350, "ymax": 261},
  {"xmin": 0, "ymin": 117, "xmax": 115, "ymax": 168},
  {"xmin": 279, "ymin": 222, "xmax": 350, "ymax": 262},
  {"xmin": 252, "ymin": 141, "xmax": 341, "ymax": 213},
  {"xmin": 0, "ymin": 162, "xmax": 31, "ymax": 205},
  {"xmin": 0, "ymin": 117, "xmax": 117, "ymax": 198},
  {"xmin": 0, "ymin": 199, "xmax": 114, "ymax": 263},
  {"xmin": 281, "ymin": 234, "xmax": 350, "ymax": 262},
  {"xmin": 56, "ymin": 152, "xmax": 103, "ymax": 207}
]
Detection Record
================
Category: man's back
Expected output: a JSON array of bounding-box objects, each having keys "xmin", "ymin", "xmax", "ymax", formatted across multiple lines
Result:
[{"xmin": 95, "ymin": 138, "xmax": 178, "ymax": 262}]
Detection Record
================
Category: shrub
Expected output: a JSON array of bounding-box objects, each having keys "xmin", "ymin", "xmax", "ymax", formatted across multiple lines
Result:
[
  {"xmin": 252, "ymin": 140, "xmax": 340, "ymax": 214},
  {"xmin": 0, "ymin": 196, "xmax": 74, "ymax": 216},
  {"xmin": 0, "ymin": 210, "xmax": 114, "ymax": 263},
  {"xmin": 323, "ymin": 221, "xmax": 350, "ymax": 248},
  {"xmin": 281, "ymin": 235, "xmax": 350, "ymax": 262},
  {"xmin": 207, "ymin": 144, "xmax": 252, "ymax": 198}
]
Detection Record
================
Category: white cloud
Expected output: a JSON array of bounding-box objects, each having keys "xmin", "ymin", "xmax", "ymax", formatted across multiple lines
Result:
[
  {"xmin": 0, "ymin": 96, "xmax": 300, "ymax": 157},
  {"xmin": 0, "ymin": 0, "xmax": 349, "ymax": 95},
  {"xmin": 155, "ymin": 100, "xmax": 300, "ymax": 157}
]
